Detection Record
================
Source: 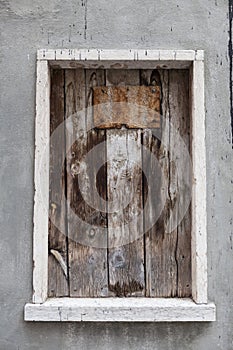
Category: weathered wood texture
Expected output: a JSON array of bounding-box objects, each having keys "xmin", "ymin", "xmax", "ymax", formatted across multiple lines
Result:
[
  {"xmin": 65, "ymin": 69, "xmax": 108, "ymax": 297},
  {"xmin": 93, "ymin": 86, "xmax": 160, "ymax": 129},
  {"xmin": 49, "ymin": 69, "xmax": 68, "ymax": 297},
  {"xmin": 49, "ymin": 67, "xmax": 191, "ymax": 298},
  {"xmin": 106, "ymin": 70, "xmax": 145, "ymax": 296},
  {"xmin": 168, "ymin": 70, "xmax": 191, "ymax": 297},
  {"xmin": 141, "ymin": 69, "xmax": 191, "ymax": 297}
]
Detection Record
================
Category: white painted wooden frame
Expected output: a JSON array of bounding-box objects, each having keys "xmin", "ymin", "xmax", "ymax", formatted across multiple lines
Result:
[{"xmin": 24, "ymin": 49, "xmax": 216, "ymax": 322}]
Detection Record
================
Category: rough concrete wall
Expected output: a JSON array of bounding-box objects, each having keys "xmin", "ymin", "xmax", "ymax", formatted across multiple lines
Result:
[{"xmin": 0, "ymin": 0, "xmax": 232, "ymax": 349}]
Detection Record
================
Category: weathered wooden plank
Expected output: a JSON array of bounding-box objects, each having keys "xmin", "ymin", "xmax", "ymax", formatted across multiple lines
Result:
[
  {"xmin": 50, "ymin": 60, "xmax": 191, "ymax": 70},
  {"xmin": 37, "ymin": 49, "xmax": 199, "ymax": 63},
  {"xmin": 93, "ymin": 86, "xmax": 160, "ymax": 129},
  {"xmin": 142, "ymin": 70, "xmax": 177, "ymax": 297},
  {"xmin": 191, "ymin": 60, "xmax": 207, "ymax": 303},
  {"xmin": 33, "ymin": 60, "xmax": 50, "ymax": 303},
  {"xmin": 142, "ymin": 69, "xmax": 191, "ymax": 297},
  {"xmin": 25, "ymin": 298, "xmax": 216, "ymax": 322},
  {"xmin": 168, "ymin": 70, "xmax": 191, "ymax": 297},
  {"xmin": 106, "ymin": 70, "xmax": 145, "ymax": 296},
  {"xmin": 66, "ymin": 69, "xmax": 108, "ymax": 297},
  {"xmin": 83, "ymin": 69, "xmax": 108, "ymax": 295},
  {"xmin": 48, "ymin": 69, "xmax": 69, "ymax": 297}
]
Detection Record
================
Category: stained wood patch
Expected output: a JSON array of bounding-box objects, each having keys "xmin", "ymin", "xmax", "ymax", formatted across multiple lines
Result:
[{"xmin": 93, "ymin": 86, "xmax": 160, "ymax": 129}]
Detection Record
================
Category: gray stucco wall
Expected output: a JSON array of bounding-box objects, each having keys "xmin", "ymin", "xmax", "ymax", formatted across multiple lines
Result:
[{"xmin": 0, "ymin": 1, "xmax": 233, "ymax": 349}]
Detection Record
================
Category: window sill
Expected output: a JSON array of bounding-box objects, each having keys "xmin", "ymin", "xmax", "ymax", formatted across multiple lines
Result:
[{"xmin": 24, "ymin": 298, "xmax": 216, "ymax": 322}]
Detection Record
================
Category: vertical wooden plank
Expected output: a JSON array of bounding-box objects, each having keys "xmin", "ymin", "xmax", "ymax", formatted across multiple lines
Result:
[
  {"xmin": 141, "ymin": 69, "xmax": 191, "ymax": 297},
  {"xmin": 48, "ymin": 69, "xmax": 69, "ymax": 297},
  {"xmin": 141, "ymin": 69, "xmax": 177, "ymax": 297},
  {"xmin": 66, "ymin": 69, "xmax": 88, "ymax": 297},
  {"xmin": 33, "ymin": 60, "xmax": 50, "ymax": 303},
  {"xmin": 106, "ymin": 70, "xmax": 145, "ymax": 296},
  {"xmin": 85, "ymin": 69, "xmax": 108, "ymax": 296},
  {"xmin": 169, "ymin": 70, "xmax": 191, "ymax": 297},
  {"xmin": 66, "ymin": 69, "xmax": 108, "ymax": 297},
  {"xmin": 140, "ymin": 70, "xmax": 162, "ymax": 296},
  {"xmin": 191, "ymin": 60, "xmax": 207, "ymax": 303}
]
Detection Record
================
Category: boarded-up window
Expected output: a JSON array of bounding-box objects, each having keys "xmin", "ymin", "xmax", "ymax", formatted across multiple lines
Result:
[{"xmin": 48, "ymin": 68, "xmax": 191, "ymax": 298}]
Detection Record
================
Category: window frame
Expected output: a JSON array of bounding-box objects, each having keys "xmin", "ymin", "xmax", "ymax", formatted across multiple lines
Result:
[{"xmin": 24, "ymin": 49, "xmax": 216, "ymax": 322}]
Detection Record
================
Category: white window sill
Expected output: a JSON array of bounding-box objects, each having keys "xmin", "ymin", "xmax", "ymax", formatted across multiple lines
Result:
[{"xmin": 24, "ymin": 298, "xmax": 216, "ymax": 322}]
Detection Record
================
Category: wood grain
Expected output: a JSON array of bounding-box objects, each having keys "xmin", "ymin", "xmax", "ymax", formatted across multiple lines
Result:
[
  {"xmin": 168, "ymin": 70, "xmax": 191, "ymax": 297},
  {"xmin": 66, "ymin": 69, "xmax": 108, "ymax": 297},
  {"xmin": 49, "ymin": 67, "xmax": 191, "ymax": 298},
  {"xmin": 141, "ymin": 69, "xmax": 175, "ymax": 297},
  {"xmin": 48, "ymin": 69, "xmax": 69, "ymax": 297},
  {"xmin": 141, "ymin": 69, "xmax": 191, "ymax": 297},
  {"xmin": 106, "ymin": 70, "xmax": 145, "ymax": 296}
]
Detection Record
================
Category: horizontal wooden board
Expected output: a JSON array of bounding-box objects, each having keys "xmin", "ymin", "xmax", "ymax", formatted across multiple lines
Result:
[
  {"xmin": 93, "ymin": 85, "xmax": 160, "ymax": 129},
  {"xmin": 25, "ymin": 298, "xmax": 216, "ymax": 322}
]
